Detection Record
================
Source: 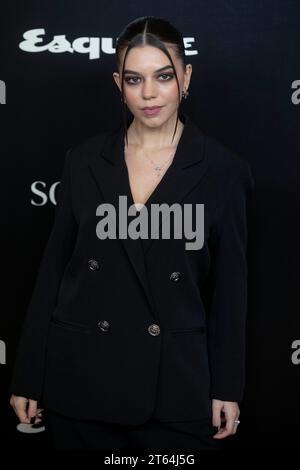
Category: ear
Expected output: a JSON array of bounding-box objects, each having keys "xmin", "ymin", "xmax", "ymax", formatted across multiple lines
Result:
[
  {"xmin": 113, "ymin": 72, "xmax": 121, "ymax": 92},
  {"xmin": 183, "ymin": 64, "xmax": 192, "ymax": 91}
]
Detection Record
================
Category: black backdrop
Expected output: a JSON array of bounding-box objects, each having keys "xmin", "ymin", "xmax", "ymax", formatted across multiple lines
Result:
[{"xmin": 1, "ymin": 0, "xmax": 300, "ymax": 449}]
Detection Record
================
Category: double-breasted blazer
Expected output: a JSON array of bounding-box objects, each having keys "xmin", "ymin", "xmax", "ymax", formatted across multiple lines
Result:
[{"xmin": 10, "ymin": 111, "xmax": 255, "ymax": 425}]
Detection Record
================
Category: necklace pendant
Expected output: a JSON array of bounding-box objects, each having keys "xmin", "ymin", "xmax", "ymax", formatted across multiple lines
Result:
[{"xmin": 154, "ymin": 166, "xmax": 161, "ymax": 171}]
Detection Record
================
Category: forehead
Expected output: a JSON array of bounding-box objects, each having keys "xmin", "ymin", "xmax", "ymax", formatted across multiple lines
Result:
[{"xmin": 121, "ymin": 44, "xmax": 178, "ymax": 71}]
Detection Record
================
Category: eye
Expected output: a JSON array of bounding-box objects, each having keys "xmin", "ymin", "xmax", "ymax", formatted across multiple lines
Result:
[
  {"xmin": 124, "ymin": 76, "xmax": 140, "ymax": 85},
  {"xmin": 158, "ymin": 73, "xmax": 174, "ymax": 81},
  {"xmin": 124, "ymin": 73, "xmax": 174, "ymax": 85}
]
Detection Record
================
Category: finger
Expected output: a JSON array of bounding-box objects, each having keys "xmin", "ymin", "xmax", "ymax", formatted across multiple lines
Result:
[
  {"xmin": 15, "ymin": 400, "xmax": 30, "ymax": 424},
  {"xmin": 213, "ymin": 426, "xmax": 231, "ymax": 439},
  {"xmin": 232, "ymin": 419, "xmax": 240, "ymax": 434},
  {"xmin": 212, "ymin": 404, "xmax": 222, "ymax": 429},
  {"xmin": 33, "ymin": 407, "xmax": 44, "ymax": 424},
  {"xmin": 213, "ymin": 416, "xmax": 236, "ymax": 439},
  {"xmin": 27, "ymin": 400, "xmax": 38, "ymax": 420},
  {"xmin": 34, "ymin": 417, "xmax": 43, "ymax": 425},
  {"xmin": 225, "ymin": 414, "xmax": 236, "ymax": 434}
]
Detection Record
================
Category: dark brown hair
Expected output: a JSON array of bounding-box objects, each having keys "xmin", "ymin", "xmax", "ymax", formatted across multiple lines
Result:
[{"xmin": 115, "ymin": 16, "xmax": 187, "ymax": 146}]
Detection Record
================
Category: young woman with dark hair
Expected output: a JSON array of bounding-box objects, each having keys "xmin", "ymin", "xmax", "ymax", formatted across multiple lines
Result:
[{"xmin": 10, "ymin": 16, "xmax": 254, "ymax": 451}]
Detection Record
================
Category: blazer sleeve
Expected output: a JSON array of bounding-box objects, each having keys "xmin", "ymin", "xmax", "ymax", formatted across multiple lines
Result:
[
  {"xmin": 10, "ymin": 148, "xmax": 78, "ymax": 400},
  {"xmin": 207, "ymin": 161, "xmax": 255, "ymax": 402}
]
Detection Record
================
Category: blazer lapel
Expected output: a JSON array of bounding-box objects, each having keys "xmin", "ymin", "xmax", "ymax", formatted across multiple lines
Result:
[{"xmin": 88, "ymin": 112, "xmax": 209, "ymax": 313}]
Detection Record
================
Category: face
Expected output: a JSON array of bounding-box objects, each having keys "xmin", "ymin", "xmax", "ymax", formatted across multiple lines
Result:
[{"xmin": 113, "ymin": 44, "xmax": 192, "ymax": 127}]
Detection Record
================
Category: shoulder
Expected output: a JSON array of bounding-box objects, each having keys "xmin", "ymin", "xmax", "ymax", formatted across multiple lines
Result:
[
  {"xmin": 68, "ymin": 128, "xmax": 115, "ymax": 161},
  {"xmin": 204, "ymin": 133, "xmax": 255, "ymax": 193}
]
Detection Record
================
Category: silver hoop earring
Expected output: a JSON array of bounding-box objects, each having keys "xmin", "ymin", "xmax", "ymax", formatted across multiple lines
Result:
[{"xmin": 182, "ymin": 89, "xmax": 189, "ymax": 99}]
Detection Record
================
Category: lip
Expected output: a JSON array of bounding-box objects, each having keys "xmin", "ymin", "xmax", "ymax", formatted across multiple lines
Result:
[{"xmin": 142, "ymin": 106, "xmax": 163, "ymax": 116}]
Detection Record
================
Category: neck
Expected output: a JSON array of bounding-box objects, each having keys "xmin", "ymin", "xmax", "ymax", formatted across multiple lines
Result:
[{"xmin": 126, "ymin": 112, "xmax": 184, "ymax": 150}]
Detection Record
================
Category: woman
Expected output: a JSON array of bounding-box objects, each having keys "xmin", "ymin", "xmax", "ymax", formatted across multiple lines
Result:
[{"xmin": 10, "ymin": 16, "xmax": 254, "ymax": 450}]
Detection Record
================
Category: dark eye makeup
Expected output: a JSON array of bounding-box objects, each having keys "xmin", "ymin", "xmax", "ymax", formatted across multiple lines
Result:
[{"xmin": 124, "ymin": 73, "xmax": 174, "ymax": 85}]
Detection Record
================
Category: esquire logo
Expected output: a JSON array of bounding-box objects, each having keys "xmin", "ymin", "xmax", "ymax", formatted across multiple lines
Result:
[
  {"xmin": 19, "ymin": 29, "xmax": 198, "ymax": 60},
  {"xmin": 96, "ymin": 196, "xmax": 204, "ymax": 251}
]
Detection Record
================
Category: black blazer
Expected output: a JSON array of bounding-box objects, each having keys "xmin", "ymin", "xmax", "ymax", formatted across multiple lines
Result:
[{"xmin": 10, "ymin": 112, "xmax": 255, "ymax": 425}]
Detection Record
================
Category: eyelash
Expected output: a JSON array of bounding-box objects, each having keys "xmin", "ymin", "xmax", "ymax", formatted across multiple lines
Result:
[{"xmin": 124, "ymin": 74, "xmax": 174, "ymax": 85}]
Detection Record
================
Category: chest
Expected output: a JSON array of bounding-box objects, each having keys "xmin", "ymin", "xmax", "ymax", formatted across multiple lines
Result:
[{"xmin": 124, "ymin": 145, "xmax": 176, "ymax": 209}]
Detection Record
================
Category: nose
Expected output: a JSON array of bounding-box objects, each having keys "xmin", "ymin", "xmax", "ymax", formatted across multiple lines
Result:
[{"xmin": 142, "ymin": 78, "xmax": 156, "ymax": 100}]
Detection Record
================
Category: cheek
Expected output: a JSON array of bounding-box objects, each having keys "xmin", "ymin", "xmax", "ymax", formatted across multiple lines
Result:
[
  {"xmin": 124, "ymin": 87, "xmax": 139, "ymax": 103},
  {"xmin": 160, "ymin": 82, "xmax": 180, "ymax": 99}
]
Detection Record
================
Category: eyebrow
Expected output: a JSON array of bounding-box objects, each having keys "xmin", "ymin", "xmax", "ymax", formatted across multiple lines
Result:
[{"xmin": 123, "ymin": 65, "xmax": 174, "ymax": 75}]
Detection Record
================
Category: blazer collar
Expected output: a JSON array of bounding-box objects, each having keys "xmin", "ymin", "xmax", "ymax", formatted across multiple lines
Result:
[{"xmin": 88, "ymin": 111, "xmax": 209, "ymax": 316}]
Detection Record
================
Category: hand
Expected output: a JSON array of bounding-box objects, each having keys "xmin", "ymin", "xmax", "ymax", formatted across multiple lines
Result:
[
  {"xmin": 212, "ymin": 399, "xmax": 240, "ymax": 439},
  {"xmin": 10, "ymin": 394, "xmax": 43, "ymax": 425}
]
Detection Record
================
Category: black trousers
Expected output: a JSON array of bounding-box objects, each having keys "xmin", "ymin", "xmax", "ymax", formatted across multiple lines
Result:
[{"xmin": 44, "ymin": 409, "xmax": 220, "ymax": 451}]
